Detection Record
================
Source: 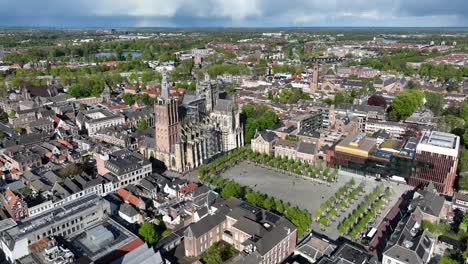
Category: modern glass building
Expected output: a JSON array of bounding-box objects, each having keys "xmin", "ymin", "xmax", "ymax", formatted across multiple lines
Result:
[{"xmin": 330, "ymin": 131, "xmax": 460, "ymax": 194}]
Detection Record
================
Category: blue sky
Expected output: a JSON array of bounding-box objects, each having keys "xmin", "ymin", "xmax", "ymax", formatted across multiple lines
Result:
[{"xmin": 0, "ymin": 0, "xmax": 467, "ymax": 28}]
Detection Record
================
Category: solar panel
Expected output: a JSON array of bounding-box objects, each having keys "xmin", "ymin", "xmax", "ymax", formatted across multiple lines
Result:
[
  {"xmin": 265, "ymin": 212, "xmax": 280, "ymax": 224},
  {"xmin": 416, "ymin": 244, "xmax": 426, "ymax": 258},
  {"xmin": 240, "ymin": 202, "xmax": 261, "ymax": 214}
]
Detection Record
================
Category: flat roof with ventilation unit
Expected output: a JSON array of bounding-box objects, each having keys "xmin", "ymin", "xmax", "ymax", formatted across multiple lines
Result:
[{"xmin": 417, "ymin": 131, "xmax": 460, "ymax": 158}]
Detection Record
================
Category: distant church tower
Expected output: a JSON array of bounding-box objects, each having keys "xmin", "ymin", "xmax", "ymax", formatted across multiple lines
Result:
[
  {"xmin": 155, "ymin": 70, "xmax": 180, "ymax": 153},
  {"xmin": 310, "ymin": 64, "xmax": 320, "ymax": 94}
]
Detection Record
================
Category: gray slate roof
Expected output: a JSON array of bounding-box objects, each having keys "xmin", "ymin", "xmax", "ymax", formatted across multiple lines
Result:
[{"xmin": 119, "ymin": 203, "xmax": 139, "ymax": 217}]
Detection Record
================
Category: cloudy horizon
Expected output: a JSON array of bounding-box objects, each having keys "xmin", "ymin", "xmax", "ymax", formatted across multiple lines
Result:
[{"xmin": 0, "ymin": 0, "xmax": 467, "ymax": 28}]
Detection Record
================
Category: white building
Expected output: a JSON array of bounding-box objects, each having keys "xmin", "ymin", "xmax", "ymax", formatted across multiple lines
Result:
[
  {"xmin": 119, "ymin": 203, "xmax": 140, "ymax": 224},
  {"xmin": 76, "ymin": 109, "xmax": 125, "ymax": 136}
]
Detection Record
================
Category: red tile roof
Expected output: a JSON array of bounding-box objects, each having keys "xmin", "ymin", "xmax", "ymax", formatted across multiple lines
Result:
[
  {"xmin": 52, "ymin": 115, "xmax": 62, "ymax": 124},
  {"xmin": 108, "ymin": 104, "xmax": 129, "ymax": 110},
  {"xmin": 117, "ymin": 188, "xmax": 141, "ymax": 207},
  {"xmin": 118, "ymin": 237, "xmax": 144, "ymax": 252},
  {"xmin": 57, "ymin": 139, "xmax": 72, "ymax": 147},
  {"xmin": 102, "ymin": 61, "xmax": 119, "ymax": 66},
  {"xmin": 45, "ymin": 152, "xmax": 53, "ymax": 159},
  {"xmin": 141, "ymin": 89, "xmax": 159, "ymax": 95},
  {"xmin": 4, "ymin": 189, "xmax": 17, "ymax": 208},
  {"xmin": 177, "ymin": 87, "xmax": 186, "ymax": 93},
  {"xmin": 10, "ymin": 168, "xmax": 19, "ymax": 174},
  {"xmin": 125, "ymin": 85, "xmax": 137, "ymax": 91},
  {"xmin": 177, "ymin": 182, "xmax": 197, "ymax": 194},
  {"xmin": 58, "ymin": 155, "xmax": 66, "ymax": 161}
]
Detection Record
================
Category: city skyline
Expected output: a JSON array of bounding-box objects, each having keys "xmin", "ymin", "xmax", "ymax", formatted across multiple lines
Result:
[{"xmin": 0, "ymin": 0, "xmax": 467, "ymax": 28}]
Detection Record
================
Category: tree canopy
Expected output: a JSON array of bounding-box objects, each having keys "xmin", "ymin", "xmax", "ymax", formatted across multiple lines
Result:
[
  {"xmin": 138, "ymin": 120, "xmax": 149, "ymax": 130},
  {"xmin": 367, "ymin": 94, "xmax": 387, "ymax": 108},
  {"xmin": 424, "ymin": 91, "xmax": 444, "ymax": 116},
  {"xmin": 201, "ymin": 241, "xmax": 235, "ymax": 264},
  {"xmin": 138, "ymin": 221, "xmax": 167, "ymax": 245},
  {"xmin": 389, "ymin": 89, "xmax": 424, "ymax": 120},
  {"xmin": 220, "ymin": 181, "xmax": 243, "ymax": 199},
  {"xmin": 242, "ymin": 104, "xmax": 279, "ymax": 143}
]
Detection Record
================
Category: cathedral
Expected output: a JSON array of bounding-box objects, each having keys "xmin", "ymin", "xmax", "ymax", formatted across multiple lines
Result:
[{"xmin": 143, "ymin": 71, "xmax": 244, "ymax": 173}]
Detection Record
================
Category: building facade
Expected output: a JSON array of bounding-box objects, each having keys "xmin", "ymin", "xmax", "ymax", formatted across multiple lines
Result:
[{"xmin": 410, "ymin": 131, "xmax": 460, "ymax": 194}]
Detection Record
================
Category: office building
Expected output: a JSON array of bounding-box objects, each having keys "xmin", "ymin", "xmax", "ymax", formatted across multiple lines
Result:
[
  {"xmin": 410, "ymin": 131, "xmax": 460, "ymax": 194},
  {"xmin": 0, "ymin": 194, "xmax": 110, "ymax": 263}
]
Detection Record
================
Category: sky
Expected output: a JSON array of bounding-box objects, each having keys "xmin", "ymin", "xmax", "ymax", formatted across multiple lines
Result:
[{"xmin": 0, "ymin": 0, "xmax": 467, "ymax": 28}]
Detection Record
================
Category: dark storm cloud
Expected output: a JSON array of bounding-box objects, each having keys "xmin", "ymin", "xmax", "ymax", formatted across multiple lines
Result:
[{"xmin": 0, "ymin": 0, "xmax": 466, "ymax": 27}]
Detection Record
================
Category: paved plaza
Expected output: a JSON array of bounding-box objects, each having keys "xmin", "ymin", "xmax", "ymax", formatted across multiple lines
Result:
[{"xmin": 221, "ymin": 161, "xmax": 413, "ymax": 239}]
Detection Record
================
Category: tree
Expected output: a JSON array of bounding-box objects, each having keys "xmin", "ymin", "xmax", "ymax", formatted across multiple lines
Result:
[
  {"xmin": 242, "ymin": 104, "xmax": 279, "ymax": 143},
  {"xmin": 424, "ymin": 91, "xmax": 444, "ymax": 116},
  {"xmin": 390, "ymin": 89, "xmax": 424, "ymax": 120},
  {"xmin": 138, "ymin": 221, "xmax": 160, "ymax": 245},
  {"xmin": 284, "ymin": 207, "xmax": 311, "ymax": 236},
  {"xmin": 58, "ymin": 164, "xmax": 83, "ymax": 178},
  {"xmin": 122, "ymin": 93, "xmax": 137, "ymax": 105},
  {"xmin": 437, "ymin": 256, "xmax": 459, "ymax": 264},
  {"xmin": 275, "ymin": 199, "xmax": 285, "ymax": 213},
  {"xmin": 421, "ymin": 220, "xmax": 437, "ymax": 233},
  {"xmin": 126, "ymin": 53, "xmax": 133, "ymax": 61},
  {"xmin": 333, "ymin": 91, "xmax": 353, "ymax": 105},
  {"xmin": 460, "ymin": 149, "xmax": 468, "ymax": 174},
  {"xmin": 201, "ymin": 242, "xmax": 234, "ymax": 264},
  {"xmin": 202, "ymin": 249, "xmax": 222, "ymax": 264},
  {"xmin": 263, "ymin": 196, "xmax": 275, "ymax": 210},
  {"xmin": 367, "ymin": 94, "xmax": 387, "ymax": 108},
  {"xmin": 0, "ymin": 112, "xmax": 8, "ymax": 121},
  {"xmin": 141, "ymin": 70, "xmax": 160, "ymax": 83},
  {"xmin": 464, "ymin": 129, "xmax": 468, "ymax": 146},
  {"xmin": 14, "ymin": 127, "xmax": 23, "ymax": 134},
  {"xmin": 116, "ymin": 46, "xmax": 123, "ymax": 61},
  {"xmin": 461, "ymin": 100, "xmax": 468, "ymax": 123},
  {"xmin": 220, "ymin": 181, "xmax": 243, "ymax": 199},
  {"xmin": 460, "ymin": 212, "xmax": 468, "ymax": 233},
  {"xmin": 437, "ymin": 115, "xmax": 465, "ymax": 133},
  {"xmin": 138, "ymin": 119, "xmax": 148, "ymax": 130},
  {"xmin": 446, "ymin": 82, "xmax": 460, "ymax": 93}
]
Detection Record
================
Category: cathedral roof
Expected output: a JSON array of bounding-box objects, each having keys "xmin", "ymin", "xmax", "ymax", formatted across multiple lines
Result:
[{"xmin": 213, "ymin": 99, "xmax": 235, "ymax": 112}]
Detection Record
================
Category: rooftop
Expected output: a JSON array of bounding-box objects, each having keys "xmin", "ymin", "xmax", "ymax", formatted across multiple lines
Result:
[
  {"xmin": 69, "ymin": 218, "xmax": 143, "ymax": 262},
  {"xmin": 335, "ymin": 133, "xmax": 377, "ymax": 158},
  {"xmin": 419, "ymin": 131, "xmax": 458, "ymax": 149}
]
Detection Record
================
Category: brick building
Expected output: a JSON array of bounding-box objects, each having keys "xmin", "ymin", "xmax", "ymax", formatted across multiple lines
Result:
[
  {"xmin": 184, "ymin": 198, "xmax": 297, "ymax": 264},
  {"xmin": 1, "ymin": 189, "xmax": 29, "ymax": 221},
  {"xmin": 410, "ymin": 131, "xmax": 460, "ymax": 194}
]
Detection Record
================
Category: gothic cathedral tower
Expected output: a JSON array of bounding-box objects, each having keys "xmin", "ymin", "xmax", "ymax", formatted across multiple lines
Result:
[{"xmin": 155, "ymin": 70, "xmax": 180, "ymax": 153}]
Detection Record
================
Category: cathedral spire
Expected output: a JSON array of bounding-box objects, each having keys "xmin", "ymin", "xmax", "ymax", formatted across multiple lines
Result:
[{"xmin": 160, "ymin": 69, "xmax": 170, "ymax": 101}]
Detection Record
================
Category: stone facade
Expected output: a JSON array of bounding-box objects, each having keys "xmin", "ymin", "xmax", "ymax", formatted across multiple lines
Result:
[
  {"xmin": 144, "ymin": 72, "xmax": 244, "ymax": 173},
  {"xmin": 76, "ymin": 109, "xmax": 125, "ymax": 135}
]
